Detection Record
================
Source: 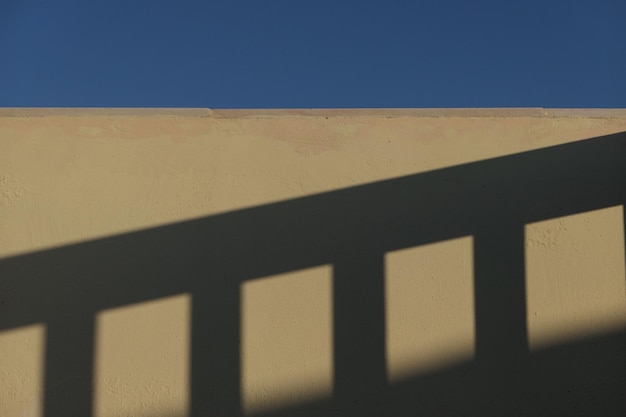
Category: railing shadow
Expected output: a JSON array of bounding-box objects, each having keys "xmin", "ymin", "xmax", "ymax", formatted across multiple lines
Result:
[{"xmin": 1, "ymin": 131, "xmax": 626, "ymax": 416}]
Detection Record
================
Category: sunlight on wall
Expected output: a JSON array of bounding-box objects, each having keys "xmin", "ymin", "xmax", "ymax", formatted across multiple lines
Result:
[
  {"xmin": 94, "ymin": 294, "xmax": 190, "ymax": 417},
  {"xmin": 241, "ymin": 266, "xmax": 333, "ymax": 415},
  {"xmin": 526, "ymin": 206, "xmax": 626, "ymax": 350},
  {"xmin": 0, "ymin": 324, "xmax": 45, "ymax": 417},
  {"xmin": 5, "ymin": 113, "xmax": 625, "ymax": 259},
  {"xmin": 385, "ymin": 237, "xmax": 474, "ymax": 382}
]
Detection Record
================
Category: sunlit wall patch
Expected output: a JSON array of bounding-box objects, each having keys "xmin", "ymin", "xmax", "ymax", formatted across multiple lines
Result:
[
  {"xmin": 0, "ymin": 324, "xmax": 46, "ymax": 417},
  {"xmin": 526, "ymin": 205, "xmax": 626, "ymax": 350},
  {"xmin": 240, "ymin": 265, "xmax": 333, "ymax": 415},
  {"xmin": 93, "ymin": 294, "xmax": 191, "ymax": 417},
  {"xmin": 385, "ymin": 236, "xmax": 475, "ymax": 383}
]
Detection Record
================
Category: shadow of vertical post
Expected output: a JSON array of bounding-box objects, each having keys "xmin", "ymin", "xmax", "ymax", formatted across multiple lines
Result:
[
  {"xmin": 43, "ymin": 316, "xmax": 95, "ymax": 417},
  {"xmin": 333, "ymin": 250, "xmax": 387, "ymax": 409},
  {"xmin": 470, "ymin": 221, "xmax": 530, "ymax": 410},
  {"xmin": 473, "ymin": 221, "xmax": 528, "ymax": 363},
  {"xmin": 190, "ymin": 279, "xmax": 243, "ymax": 417}
]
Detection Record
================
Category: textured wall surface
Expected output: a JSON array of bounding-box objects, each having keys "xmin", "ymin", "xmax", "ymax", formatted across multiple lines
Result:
[{"xmin": 1, "ymin": 108, "xmax": 626, "ymax": 417}]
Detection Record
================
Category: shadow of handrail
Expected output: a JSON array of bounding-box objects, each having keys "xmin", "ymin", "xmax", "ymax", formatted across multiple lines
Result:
[{"xmin": 1, "ymin": 131, "xmax": 625, "ymax": 416}]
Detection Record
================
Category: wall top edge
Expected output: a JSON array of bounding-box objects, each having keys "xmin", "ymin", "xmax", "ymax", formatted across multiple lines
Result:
[{"xmin": 1, "ymin": 108, "xmax": 626, "ymax": 118}]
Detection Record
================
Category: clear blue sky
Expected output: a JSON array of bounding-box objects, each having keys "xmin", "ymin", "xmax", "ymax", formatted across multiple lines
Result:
[{"xmin": 1, "ymin": 0, "xmax": 625, "ymax": 108}]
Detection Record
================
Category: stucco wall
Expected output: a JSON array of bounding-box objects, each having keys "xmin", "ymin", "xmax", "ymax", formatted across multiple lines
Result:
[{"xmin": 1, "ymin": 108, "xmax": 626, "ymax": 417}]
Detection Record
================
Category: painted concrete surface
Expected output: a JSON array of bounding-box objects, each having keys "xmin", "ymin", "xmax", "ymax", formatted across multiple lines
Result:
[{"xmin": 1, "ymin": 109, "xmax": 626, "ymax": 417}]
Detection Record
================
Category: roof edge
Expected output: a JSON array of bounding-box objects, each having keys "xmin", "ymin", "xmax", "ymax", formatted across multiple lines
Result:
[{"xmin": 1, "ymin": 108, "xmax": 626, "ymax": 118}]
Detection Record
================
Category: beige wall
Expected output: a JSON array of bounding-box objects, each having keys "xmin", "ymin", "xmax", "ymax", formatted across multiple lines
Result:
[{"xmin": 1, "ymin": 109, "xmax": 626, "ymax": 417}]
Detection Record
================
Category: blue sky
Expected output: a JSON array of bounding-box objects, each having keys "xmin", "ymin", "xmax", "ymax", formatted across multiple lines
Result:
[{"xmin": 1, "ymin": 0, "xmax": 625, "ymax": 108}]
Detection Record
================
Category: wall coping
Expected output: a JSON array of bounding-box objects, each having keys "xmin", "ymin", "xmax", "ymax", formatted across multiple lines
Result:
[{"xmin": 1, "ymin": 108, "xmax": 626, "ymax": 118}]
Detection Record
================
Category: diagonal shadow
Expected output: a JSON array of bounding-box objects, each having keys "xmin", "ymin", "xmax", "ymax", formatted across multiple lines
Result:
[{"xmin": 1, "ymin": 131, "xmax": 626, "ymax": 416}]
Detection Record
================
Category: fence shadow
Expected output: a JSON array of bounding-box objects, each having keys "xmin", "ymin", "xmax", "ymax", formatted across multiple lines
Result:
[{"xmin": 1, "ymin": 131, "xmax": 626, "ymax": 417}]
